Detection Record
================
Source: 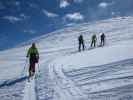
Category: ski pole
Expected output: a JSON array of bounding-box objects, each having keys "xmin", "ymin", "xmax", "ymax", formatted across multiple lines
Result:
[
  {"xmin": 35, "ymin": 63, "xmax": 41, "ymax": 78},
  {"xmin": 38, "ymin": 63, "xmax": 41, "ymax": 73},
  {"xmin": 37, "ymin": 63, "xmax": 41, "ymax": 76},
  {"xmin": 21, "ymin": 58, "xmax": 28, "ymax": 76}
]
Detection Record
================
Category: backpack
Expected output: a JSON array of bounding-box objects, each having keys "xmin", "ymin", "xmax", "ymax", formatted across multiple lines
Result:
[{"xmin": 30, "ymin": 53, "xmax": 39, "ymax": 63}]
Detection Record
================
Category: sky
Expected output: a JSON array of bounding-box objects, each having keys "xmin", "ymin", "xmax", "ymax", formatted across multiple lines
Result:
[{"xmin": 0, "ymin": 0, "xmax": 133, "ymax": 50}]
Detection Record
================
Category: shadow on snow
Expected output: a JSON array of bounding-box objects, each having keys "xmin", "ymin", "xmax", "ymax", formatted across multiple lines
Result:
[{"xmin": 0, "ymin": 76, "xmax": 28, "ymax": 88}]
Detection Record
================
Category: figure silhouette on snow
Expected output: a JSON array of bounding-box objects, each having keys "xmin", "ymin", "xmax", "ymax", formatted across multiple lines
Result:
[
  {"xmin": 27, "ymin": 43, "xmax": 39, "ymax": 79},
  {"xmin": 91, "ymin": 34, "xmax": 97, "ymax": 47},
  {"xmin": 100, "ymin": 33, "xmax": 106, "ymax": 46},
  {"xmin": 78, "ymin": 35, "xmax": 85, "ymax": 52}
]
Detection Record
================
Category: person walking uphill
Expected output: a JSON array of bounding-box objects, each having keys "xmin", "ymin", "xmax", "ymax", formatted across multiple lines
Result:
[
  {"xmin": 27, "ymin": 43, "xmax": 39, "ymax": 79},
  {"xmin": 100, "ymin": 33, "xmax": 106, "ymax": 46},
  {"xmin": 91, "ymin": 34, "xmax": 97, "ymax": 47},
  {"xmin": 78, "ymin": 35, "xmax": 85, "ymax": 52}
]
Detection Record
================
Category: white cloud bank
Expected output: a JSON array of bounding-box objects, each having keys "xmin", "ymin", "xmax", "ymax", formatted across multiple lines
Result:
[
  {"xmin": 2, "ymin": 14, "xmax": 28, "ymax": 23},
  {"xmin": 20, "ymin": 13, "xmax": 29, "ymax": 19},
  {"xmin": 15, "ymin": 1, "xmax": 20, "ymax": 6},
  {"xmin": 24, "ymin": 30, "xmax": 36, "ymax": 34},
  {"xmin": 42, "ymin": 9, "xmax": 59, "ymax": 18},
  {"xmin": 59, "ymin": 0, "xmax": 84, "ymax": 8},
  {"xmin": 2, "ymin": 16, "xmax": 22, "ymax": 23},
  {"xmin": 98, "ymin": 2, "xmax": 109, "ymax": 8},
  {"xmin": 60, "ymin": 0, "xmax": 70, "ymax": 8},
  {"xmin": 65, "ymin": 12, "xmax": 84, "ymax": 21}
]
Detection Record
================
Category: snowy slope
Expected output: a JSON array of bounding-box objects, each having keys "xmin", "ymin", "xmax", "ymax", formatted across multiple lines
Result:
[
  {"xmin": 53, "ymin": 40, "xmax": 133, "ymax": 98},
  {"xmin": 0, "ymin": 16, "xmax": 133, "ymax": 100}
]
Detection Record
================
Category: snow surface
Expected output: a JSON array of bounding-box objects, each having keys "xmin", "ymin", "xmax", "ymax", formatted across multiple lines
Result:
[
  {"xmin": 54, "ymin": 40, "xmax": 133, "ymax": 71},
  {"xmin": 0, "ymin": 16, "xmax": 133, "ymax": 100},
  {"xmin": 23, "ymin": 78, "xmax": 37, "ymax": 100}
]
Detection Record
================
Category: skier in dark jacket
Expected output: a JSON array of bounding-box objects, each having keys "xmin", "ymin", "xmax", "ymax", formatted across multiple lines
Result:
[
  {"xmin": 100, "ymin": 33, "xmax": 106, "ymax": 46},
  {"xmin": 91, "ymin": 34, "xmax": 97, "ymax": 47},
  {"xmin": 27, "ymin": 43, "xmax": 39, "ymax": 78},
  {"xmin": 78, "ymin": 35, "xmax": 85, "ymax": 52}
]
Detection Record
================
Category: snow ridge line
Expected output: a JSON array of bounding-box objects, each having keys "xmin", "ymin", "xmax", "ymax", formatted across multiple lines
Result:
[{"xmin": 63, "ymin": 58, "xmax": 133, "ymax": 74}]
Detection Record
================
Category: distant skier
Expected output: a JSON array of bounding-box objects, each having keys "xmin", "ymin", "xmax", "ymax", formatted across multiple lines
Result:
[
  {"xmin": 100, "ymin": 33, "xmax": 106, "ymax": 46},
  {"xmin": 27, "ymin": 43, "xmax": 39, "ymax": 79},
  {"xmin": 78, "ymin": 35, "xmax": 85, "ymax": 52},
  {"xmin": 91, "ymin": 34, "xmax": 97, "ymax": 47}
]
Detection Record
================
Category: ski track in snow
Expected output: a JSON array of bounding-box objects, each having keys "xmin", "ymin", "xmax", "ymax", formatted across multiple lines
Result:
[
  {"xmin": 36, "ymin": 59, "xmax": 55, "ymax": 100},
  {"xmin": 49, "ymin": 64, "xmax": 87, "ymax": 100},
  {"xmin": 1, "ymin": 16, "xmax": 133, "ymax": 100},
  {"xmin": 63, "ymin": 58, "xmax": 133, "ymax": 89},
  {"xmin": 23, "ymin": 78, "xmax": 38, "ymax": 100}
]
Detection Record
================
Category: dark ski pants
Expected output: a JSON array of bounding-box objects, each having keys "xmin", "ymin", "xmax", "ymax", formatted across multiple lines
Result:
[
  {"xmin": 91, "ymin": 40, "xmax": 96, "ymax": 47},
  {"xmin": 101, "ymin": 39, "xmax": 105, "ymax": 46},
  {"xmin": 79, "ymin": 42, "xmax": 85, "ymax": 51},
  {"xmin": 29, "ymin": 60, "xmax": 36, "ymax": 77}
]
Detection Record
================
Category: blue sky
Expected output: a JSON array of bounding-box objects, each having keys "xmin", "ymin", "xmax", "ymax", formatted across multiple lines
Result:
[{"xmin": 0, "ymin": 0, "xmax": 133, "ymax": 50}]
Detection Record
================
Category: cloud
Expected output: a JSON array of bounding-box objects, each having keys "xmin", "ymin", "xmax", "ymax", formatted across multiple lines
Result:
[
  {"xmin": 2, "ymin": 14, "xmax": 28, "ymax": 23},
  {"xmin": 111, "ymin": 12, "xmax": 115, "ymax": 16},
  {"xmin": 42, "ymin": 9, "xmax": 59, "ymax": 18},
  {"xmin": 20, "ymin": 13, "xmax": 29, "ymax": 19},
  {"xmin": 98, "ymin": 2, "xmax": 109, "ymax": 8},
  {"xmin": 15, "ymin": 1, "xmax": 20, "ymax": 6},
  {"xmin": 29, "ymin": 3, "xmax": 38, "ymax": 9},
  {"xmin": 65, "ymin": 12, "xmax": 84, "ymax": 21},
  {"xmin": 65, "ymin": 23, "xmax": 76, "ymax": 27},
  {"xmin": 2, "ymin": 16, "xmax": 22, "ymax": 23},
  {"xmin": 60, "ymin": 0, "xmax": 70, "ymax": 8},
  {"xmin": 59, "ymin": 0, "xmax": 83, "ymax": 7},
  {"xmin": 24, "ymin": 30, "xmax": 36, "ymax": 34}
]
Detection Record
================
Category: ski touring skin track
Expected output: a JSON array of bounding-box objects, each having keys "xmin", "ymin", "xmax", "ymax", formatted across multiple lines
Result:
[
  {"xmin": 23, "ymin": 77, "xmax": 38, "ymax": 100},
  {"xmin": 49, "ymin": 64, "xmax": 87, "ymax": 100}
]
